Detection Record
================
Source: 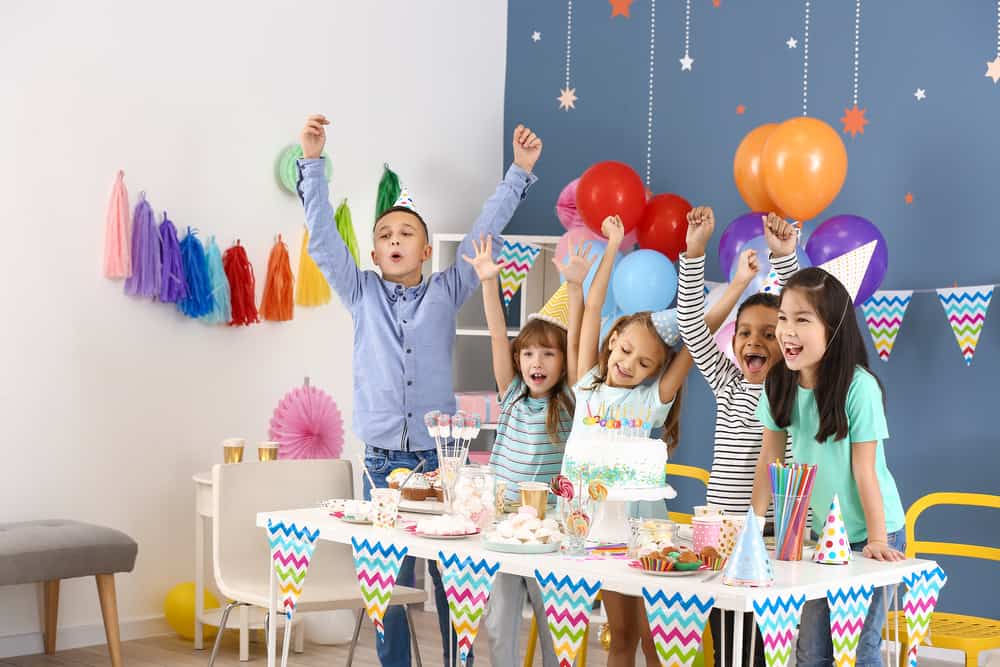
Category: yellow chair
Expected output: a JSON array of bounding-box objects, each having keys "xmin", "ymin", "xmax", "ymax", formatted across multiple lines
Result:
[
  {"xmin": 883, "ymin": 492, "xmax": 1000, "ymax": 667},
  {"xmin": 665, "ymin": 463, "xmax": 711, "ymax": 525}
]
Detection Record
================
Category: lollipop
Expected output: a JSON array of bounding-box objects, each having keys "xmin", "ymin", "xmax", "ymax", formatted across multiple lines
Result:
[
  {"xmin": 567, "ymin": 510, "xmax": 591, "ymax": 537},
  {"xmin": 549, "ymin": 474, "xmax": 575, "ymax": 500},
  {"xmin": 588, "ymin": 480, "xmax": 609, "ymax": 502}
]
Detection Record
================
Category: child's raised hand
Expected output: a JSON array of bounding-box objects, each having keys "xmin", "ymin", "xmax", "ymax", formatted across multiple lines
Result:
[
  {"xmin": 300, "ymin": 114, "xmax": 330, "ymax": 160},
  {"xmin": 601, "ymin": 215, "xmax": 625, "ymax": 246},
  {"xmin": 512, "ymin": 124, "xmax": 543, "ymax": 173},
  {"xmin": 553, "ymin": 241, "xmax": 595, "ymax": 285},
  {"xmin": 862, "ymin": 541, "xmax": 906, "ymax": 562},
  {"xmin": 684, "ymin": 206, "xmax": 715, "ymax": 258},
  {"xmin": 733, "ymin": 248, "xmax": 760, "ymax": 286},
  {"xmin": 461, "ymin": 236, "xmax": 504, "ymax": 282},
  {"xmin": 763, "ymin": 212, "xmax": 798, "ymax": 257}
]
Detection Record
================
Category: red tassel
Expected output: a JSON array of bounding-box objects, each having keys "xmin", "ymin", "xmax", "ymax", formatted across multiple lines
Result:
[
  {"xmin": 223, "ymin": 241, "xmax": 259, "ymax": 326},
  {"xmin": 260, "ymin": 235, "xmax": 294, "ymax": 322}
]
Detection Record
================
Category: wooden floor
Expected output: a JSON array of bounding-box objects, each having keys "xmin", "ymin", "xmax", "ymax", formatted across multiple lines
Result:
[{"xmin": 1, "ymin": 611, "xmax": 609, "ymax": 666}]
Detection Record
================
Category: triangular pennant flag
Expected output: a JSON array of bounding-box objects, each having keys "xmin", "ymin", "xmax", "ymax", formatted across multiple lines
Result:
[
  {"xmin": 813, "ymin": 494, "xmax": 852, "ymax": 565},
  {"xmin": 817, "ymin": 240, "xmax": 878, "ymax": 303},
  {"xmin": 351, "ymin": 537, "xmax": 408, "ymax": 640},
  {"xmin": 826, "ymin": 584, "xmax": 874, "ymax": 667},
  {"xmin": 535, "ymin": 570, "xmax": 602, "ymax": 667},
  {"xmin": 861, "ymin": 290, "xmax": 912, "ymax": 362},
  {"xmin": 753, "ymin": 594, "xmax": 806, "ymax": 667},
  {"xmin": 439, "ymin": 551, "xmax": 500, "ymax": 666},
  {"xmin": 499, "ymin": 239, "xmax": 541, "ymax": 307},
  {"xmin": 529, "ymin": 283, "xmax": 570, "ymax": 329},
  {"xmin": 267, "ymin": 519, "xmax": 321, "ymax": 618},
  {"xmin": 722, "ymin": 508, "xmax": 774, "ymax": 587},
  {"xmin": 937, "ymin": 285, "xmax": 993, "ymax": 366},
  {"xmin": 642, "ymin": 589, "xmax": 715, "ymax": 667},
  {"xmin": 902, "ymin": 566, "xmax": 947, "ymax": 667}
]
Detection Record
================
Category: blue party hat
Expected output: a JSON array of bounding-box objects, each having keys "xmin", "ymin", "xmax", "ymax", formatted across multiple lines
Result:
[{"xmin": 723, "ymin": 508, "xmax": 774, "ymax": 587}]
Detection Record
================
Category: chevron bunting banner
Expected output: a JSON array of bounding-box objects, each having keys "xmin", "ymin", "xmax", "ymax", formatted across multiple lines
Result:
[
  {"xmin": 267, "ymin": 519, "xmax": 321, "ymax": 619},
  {"xmin": 499, "ymin": 239, "xmax": 541, "ymax": 307},
  {"xmin": 937, "ymin": 285, "xmax": 993, "ymax": 366},
  {"xmin": 826, "ymin": 584, "xmax": 874, "ymax": 667},
  {"xmin": 901, "ymin": 566, "xmax": 948, "ymax": 667},
  {"xmin": 535, "ymin": 570, "xmax": 602, "ymax": 667},
  {"xmin": 753, "ymin": 594, "xmax": 806, "ymax": 667},
  {"xmin": 861, "ymin": 290, "xmax": 913, "ymax": 362},
  {"xmin": 439, "ymin": 551, "xmax": 501, "ymax": 666},
  {"xmin": 351, "ymin": 537, "xmax": 408, "ymax": 640},
  {"xmin": 642, "ymin": 589, "xmax": 715, "ymax": 667}
]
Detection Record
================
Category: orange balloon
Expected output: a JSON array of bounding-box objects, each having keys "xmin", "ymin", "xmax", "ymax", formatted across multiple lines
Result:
[
  {"xmin": 761, "ymin": 117, "xmax": 848, "ymax": 221},
  {"xmin": 733, "ymin": 123, "xmax": 780, "ymax": 214}
]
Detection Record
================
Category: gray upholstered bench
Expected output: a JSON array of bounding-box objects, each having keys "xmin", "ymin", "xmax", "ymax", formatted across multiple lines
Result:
[{"xmin": 0, "ymin": 520, "xmax": 138, "ymax": 665}]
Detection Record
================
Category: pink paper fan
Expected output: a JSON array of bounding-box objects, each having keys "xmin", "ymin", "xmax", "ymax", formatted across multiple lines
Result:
[{"xmin": 268, "ymin": 379, "xmax": 344, "ymax": 459}]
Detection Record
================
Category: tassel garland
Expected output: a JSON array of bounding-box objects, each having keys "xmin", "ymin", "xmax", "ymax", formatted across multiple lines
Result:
[
  {"xmin": 375, "ymin": 163, "xmax": 401, "ymax": 220},
  {"xmin": 260, "ymin": 235, "xmax": 295, "ymax": 321},
  {"xmin": 295, "ymin": 228, "xmax": 331, "ymax": 307},
  {"xmin": 223, "ymin": 241, "xmax": 259, "ymax": 326},
  {"xmin": 335, "ymin": 198, "xmax": 360, "ymax": 265},
  {"xmin": 158, "ymin": 212, "xmax": 187, "ymax": 303},
  {"xmin": 201, "ymin": 236, "xmax": 232, "ymax": 324},
  {"xmin": 103, "ymin": 170, "xmax": 131, "ymax": 278},
  {"xmin": 177, "ymin": 228, "xmax": 215, "ymax": 318},
  {"xmin": 123, "ymin": 193, "xmax": 161, "ymax": 298}
]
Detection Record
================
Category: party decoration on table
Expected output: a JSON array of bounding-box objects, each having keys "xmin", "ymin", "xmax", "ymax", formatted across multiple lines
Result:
[
  {"xmin": 612, "ymin": 249, "xmax": 677, "ymax": 315},
  {"xmin": 223, "ymin": 241, "xmax": 258, "ymax": 326},
  {"xmin": 678, "ymin": 0, "xmax": 694, "ymax": 71},
  {"xmin": 550, "ymin": 473, "xmax": 597, "ymax": 554},
  {"xmin": 277, "ymin": 144, "xmax": 331, "ymax": 194},
  {"xmin": 637, "ymin": 193, "xmax": 691, "ymax": 261},
  {"xmin": 123, "ymin": 193, "xmax": 161, "ymax": 298},
  {"xmin": 576, "ymin": 161, "xmax": 646, "ymax": 234},
  {"xmin": 158, "ymin": 212, "xmax": 187, "ymax": 304},
  {"xmin": 335, "ymin": 199, "xmax": 360, "ymax": 265},
  {"xmin": 861, "ymin": 290, "xmax": 912, "ymax": 362},
  {"xmin": 351, "ymin": 537, "xmax": 409, "ymax": 640},
  {"xmin": 103, "ymin": 170, "xmax": 131, "ymax": 279},
  {"xmin": 295, "ymin": 229, "xmax": 332, "ymax": 307},
  {"xmin": 558, "ymin": 0, "xmax": 577, "ymax": 109},
  {"xmin": 260, "ymin": 235, "xmax": 294, "ymax": 322},
  {"xmin": 642, "ymin": 588, "xmax": 715, "ymax": 667},
  {"xmin": 761, "ymin": 117, "xmax": 847, "ymax": 222},
  {"xmin": 813, "ymin": 494, "xmax": 851, "ymax": 564},
  {"xmin": 805, "ymin": 214, "xmax": 887, "ymax": 305},
  {"xmin": 769, "ymin": 462, "xmax": 817, "ymax": 561},
  {"xmin": 499, "ymin": 239, "xmax": 541, "ymax": 307},
  {"xmin": 529, "ymin": 283, "xmax": 571, "ymax": 329},
  {"xmin": 753, "ymin": 593, "xmax": 806, "ymax": 667},
  {"xmin": 269, "ymin": 377, "xmax": 345, "ymax": 459},
  {"xmin": 439, "ymin": 551, "xmax": 500, "ymax": 666},
  {"xmin": 733, "ymin": 128, "xmax": 780, "ymax": 215},
  {"xmin": 937, "ymin": 285, "xmax": 993, "ymax": 366},
  {"xmin": 534, "ymin": 569, "xmax": 602, "ymax": 667},
  {"xmin": 200, "ymin": 236, "xmax": 232, "ymax": 325},
  {"xmin": 816, "ymin": 240, "xmax": 878, "ymax": 305},
  {"xmin": 902, "ymin": 566, "xmax": 948, "ymax": 667},
  {"xmin": 177, "ymin": 228, "xmax": 215, "ymax": 319},
  {"xmin": 651, "ymin": 308, "xmax": 680, "ymax": 346},
  {"xmin": 723, "ymin": 508, "xmax": 774, "ymax": 587},
  {"xmin": 840, "ymin": 0, "xmax": 869, "ymax": 137},
  {"xmin": 826, "ymin": 584, "xmax": 874, "ymax": 667}
]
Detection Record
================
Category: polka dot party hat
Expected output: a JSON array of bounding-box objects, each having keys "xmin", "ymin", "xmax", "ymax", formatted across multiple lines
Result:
[{"xmin": 813, "ymin": 494, "xmax": 852, "ymax": 565}]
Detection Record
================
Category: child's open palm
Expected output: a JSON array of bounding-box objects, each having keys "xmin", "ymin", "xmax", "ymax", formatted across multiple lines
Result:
[
  {"xmin": 553, "ymin": 242, "xmax": 594, "ymax": 285},
  {"xmin": 763, "ymin": 212, "xmax": 798, "ymax": 257},
  {"xmin": 461, "ymin": 236, "xmax": 504, "ymax": 282}
]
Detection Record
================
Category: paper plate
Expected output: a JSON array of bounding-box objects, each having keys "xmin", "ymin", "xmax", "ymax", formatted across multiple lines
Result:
[{"xmin": 481, "ymin": 539, "xmax": 561, "ymax": 554}]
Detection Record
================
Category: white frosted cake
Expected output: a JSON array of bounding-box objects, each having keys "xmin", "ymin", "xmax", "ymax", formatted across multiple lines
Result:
[{"xmin": 562, "ymin": 434, "xmax": 668, "ymax": 490}]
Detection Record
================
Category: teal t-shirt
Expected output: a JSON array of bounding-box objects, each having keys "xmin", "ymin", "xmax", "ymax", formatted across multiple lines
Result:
[{"xmin": 756, "ymin": 367, "xmax": 905, "ymax": 543}]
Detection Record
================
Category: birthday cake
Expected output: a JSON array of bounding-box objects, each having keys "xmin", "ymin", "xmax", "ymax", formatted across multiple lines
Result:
[{"xmin": 562, "ymin": 434, "xmax": 668, "ymax": 490}]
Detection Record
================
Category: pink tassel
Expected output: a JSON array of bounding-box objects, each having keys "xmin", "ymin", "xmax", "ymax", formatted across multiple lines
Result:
[{"xmin": 103, "ymin": 170, "xmax": 132, "ymax": 279}]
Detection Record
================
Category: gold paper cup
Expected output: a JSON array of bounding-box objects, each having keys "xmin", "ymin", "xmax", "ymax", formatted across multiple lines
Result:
[
  {"xmin": 223, "ymin": 438, "xmax": 245, "ymax": 464},
  {"xmin": 257, "ymin": 441, "xmax": 279, "ymax": 462},
  {"xmin": 518, "ymin": 481, "xmax": 548, "ymax": 519}
]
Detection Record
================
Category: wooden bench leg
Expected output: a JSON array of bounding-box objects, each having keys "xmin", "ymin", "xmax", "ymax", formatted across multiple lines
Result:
[
  {"xmin": 95, "ymin": 574, "xmax": 123, "ymax": 667},
  {"xmin": 43, "ymin": 580, "xmax": 59, "ymax": 655}
]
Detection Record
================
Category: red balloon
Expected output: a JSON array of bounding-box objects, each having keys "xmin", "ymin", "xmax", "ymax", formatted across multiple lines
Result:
[
  {"xmin": 576, "ymin": 161, "xmax": 646, "ymax": 235},
  {"xmin": 637, "ymin": 193, "xmax": 692, "ymax": 261}
]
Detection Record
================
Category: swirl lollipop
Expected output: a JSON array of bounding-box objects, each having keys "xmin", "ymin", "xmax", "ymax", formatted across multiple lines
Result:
[
  {"xmin": 549, "ymin": 474, "xmax": 575, "ymax": 500},
  {"xmin": 567, "ymin": 510, "xmax": 591, "ymax": 537},
  {"xmin": 588, "ymin": 480, "xmax": 609, "ymax": 502}
]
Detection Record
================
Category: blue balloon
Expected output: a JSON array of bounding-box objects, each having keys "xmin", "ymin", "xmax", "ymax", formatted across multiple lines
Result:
[
  {"xmin": 727, "ymin": 235, "xmax": 811, "ymax": 304},
  {"xmin": 611, "ymin": 249, "xmax": 677, "ymax": 315}
]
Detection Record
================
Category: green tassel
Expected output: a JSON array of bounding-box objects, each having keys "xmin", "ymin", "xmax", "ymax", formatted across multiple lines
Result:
[
  {"xmin": 336, "ymin": 199, "xmax": 360, "ymax": 265},
  {"xmin": 375, "ymin": 163, "xmax": 400, "ymax": 221}
]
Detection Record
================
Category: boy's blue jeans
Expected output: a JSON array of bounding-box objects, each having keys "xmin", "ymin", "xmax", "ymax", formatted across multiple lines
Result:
[
  {"xmin": 363, "ymin": 446, "xmax": 473, "ymax": 667},
  {"xmin": 796, "ymin": 528, "xmax": 906, "ymax": 667}
]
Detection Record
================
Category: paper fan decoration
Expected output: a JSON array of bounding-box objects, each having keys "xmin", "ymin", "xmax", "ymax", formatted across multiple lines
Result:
[{"xmin": 269, "ymin": 377, "xmax": 344, "ymax": 459}]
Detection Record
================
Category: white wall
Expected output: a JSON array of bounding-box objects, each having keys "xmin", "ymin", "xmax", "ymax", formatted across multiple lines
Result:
[{"xmin": 0, "ymin": 0, "xmax": 508, "ymax": 654}]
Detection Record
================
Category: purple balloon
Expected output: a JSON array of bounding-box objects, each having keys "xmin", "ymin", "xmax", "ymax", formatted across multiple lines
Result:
[
  {"xmin": 805, "ymin": 214, "xmax": 888, "ymax": 304},
  {"xmin": 718, "ymin": 212, "xmax": 767, "ymax": 277}
]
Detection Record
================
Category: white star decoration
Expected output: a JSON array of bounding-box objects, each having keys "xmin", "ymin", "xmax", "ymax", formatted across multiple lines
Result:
[
  {"xmin": 913, "ymin": 88, "xmax": 926, "ymax": 100},
  {"xmin": 786, "ymin": 37, "xmax": 798, "ymax": 49},
  {"xmin": 679, "ymin": 54, "xmax": 694, "ymax": 71},
  {"xmin": 987, "ymin": 56, "xmax": 1000, "ymax": 84},
  {"xmin": 531, "ymin": 31, "xmax": 541, "ymax": 42},
  {"xmin": 558, "ymin": 87, "xmax": 578, "ymax": 110}
]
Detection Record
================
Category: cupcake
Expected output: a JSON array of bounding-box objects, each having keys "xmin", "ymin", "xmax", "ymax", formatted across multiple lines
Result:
[
  {"xmin": 401, "ymin": 474, "xmax": 431, "ymax": 501},
  {"xmin": 387, "ymin": 468, "xmax": 411, "ymax": 489}
]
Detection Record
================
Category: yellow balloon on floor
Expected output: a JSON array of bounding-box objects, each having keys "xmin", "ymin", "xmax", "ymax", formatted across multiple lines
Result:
[{"xmin": 164, "ymin": 582, "xmax": 220, "ymax": 641}]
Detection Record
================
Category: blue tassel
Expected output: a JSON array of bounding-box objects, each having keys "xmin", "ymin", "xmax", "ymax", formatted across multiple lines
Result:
[
  {"xmin": 177, "ymin": 228, "xmax": 215, "ymax": 318},
  {"xmin": 201, "ymin": 236, "xmax": 232, "ymax": 324}
]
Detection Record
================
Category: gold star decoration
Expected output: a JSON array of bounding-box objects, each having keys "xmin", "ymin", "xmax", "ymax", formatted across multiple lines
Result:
[
  {"xmin": 840, "ymin": 104, "xmax": 869, "ymax": 137},
  {"xmin": 558, "ymin": 87, "xmax": 578, "ymax": 110},
  {"xmin": 986, "ymin": 56, "xmax": 1000, "ymax": 84}
]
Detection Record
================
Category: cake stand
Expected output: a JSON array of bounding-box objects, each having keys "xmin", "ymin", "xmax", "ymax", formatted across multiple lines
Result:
[{"xmin": 589, "ymin": 485, "xmax": 677, "ymax": 545}]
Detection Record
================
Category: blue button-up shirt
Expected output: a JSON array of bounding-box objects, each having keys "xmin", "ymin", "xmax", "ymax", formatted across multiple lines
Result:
[{"xmin": 297, "ymin": 159, "xmax": 537, "ymax": 451}]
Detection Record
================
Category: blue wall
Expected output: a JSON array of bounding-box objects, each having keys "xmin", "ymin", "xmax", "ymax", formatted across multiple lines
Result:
[{"xmin": 504, "ymin": 0, "xmax": 998, "ymax": 618}]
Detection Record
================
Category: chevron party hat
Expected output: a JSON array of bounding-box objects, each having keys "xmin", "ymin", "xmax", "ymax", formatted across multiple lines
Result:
[
  {"xmin": 813, "ymin": 494, "xmax": 852, "ymax": 565},
  {"xmin": 723, "ymin": 508, "xmax": 774, "ymax": 587},
  {"xmin": 528, "ymin": 283, "xmax": 570, "ymax": 329}
]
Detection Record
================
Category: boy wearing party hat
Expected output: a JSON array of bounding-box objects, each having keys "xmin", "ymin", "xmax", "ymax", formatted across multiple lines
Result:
[{"xmin": 297, "ymin": 114, "xmax": 542, "ymax": 667}]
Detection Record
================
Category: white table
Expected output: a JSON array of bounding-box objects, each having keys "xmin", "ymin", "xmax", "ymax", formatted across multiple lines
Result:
[{"xmin": 258, "ymin": 507, "xmax": 935, "ymax": 667}]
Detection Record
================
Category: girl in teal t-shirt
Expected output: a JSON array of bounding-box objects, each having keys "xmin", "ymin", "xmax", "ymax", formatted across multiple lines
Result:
[{"xmin": 751, "ymin": 267, "xmax": 906, "ymax": 667}]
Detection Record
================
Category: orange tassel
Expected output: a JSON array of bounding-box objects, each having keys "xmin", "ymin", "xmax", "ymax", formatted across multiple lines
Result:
[{"xmin": 260, "ymin": 235, "xmax": 294, "ymax": 321}]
